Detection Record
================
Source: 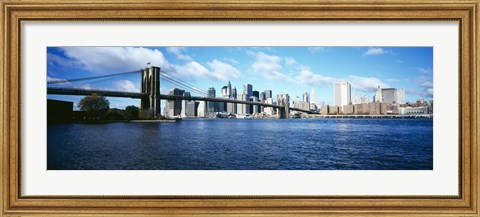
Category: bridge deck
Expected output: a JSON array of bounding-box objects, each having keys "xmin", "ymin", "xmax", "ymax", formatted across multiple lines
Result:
[{"xmin": 47, "ymin": 87, "xmax": 313, "ymax": 114}]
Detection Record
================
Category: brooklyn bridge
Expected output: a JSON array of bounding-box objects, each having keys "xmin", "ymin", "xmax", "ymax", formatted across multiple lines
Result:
[{"xmin": 47, "ymin": 66, "xmax": 313, "ymax": 119}]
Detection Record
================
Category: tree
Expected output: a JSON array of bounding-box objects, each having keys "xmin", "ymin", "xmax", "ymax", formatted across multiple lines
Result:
[
  {"xmin": 78, "ymin": 94, "xmax": 110, "ymax": 120},
  {"xmin": 124, "ymin": 105, "xmax": 140, "ymax": 120}
]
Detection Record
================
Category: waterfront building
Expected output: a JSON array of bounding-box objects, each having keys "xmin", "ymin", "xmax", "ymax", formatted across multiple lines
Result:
[
  {"xmin": 374, "ymin": 86, "xmax": 383, "ymax": 102},
  {"xmin": 359, "ymin": 93, "xmax": 370, "ymax": 104},
  {"xmin": 207, "ymin": 87, "xmax": 216, "ymax": 114},
  {"xmin": 381, "ymin": 88, "xmax": 396, "ymax": 104},
  {"xmin": 328, "ymin": 105, "xmax": 340, "ymax": 115},
  {"xmin": 374, "ymin": 87, "xmax": 407, "ymax": 105},
  {"xmin": 264, "ymin": 98, "xmax": 275, "ymax": 116},
  {"xmin": 353, "ymin": 103, "xmax": 370, "ymax": 115},
  {"xmin": 197, "ymin": 101, "xmax": 206, "ymax": 117},
  {"xmin": 226, "ymin": 99, "xmax": 236, "ymax": 114},
  {"xmin": 320, "ymin": 105, "xmax": 329, "ymax": 115},
  {"xmin": 236, "ymin": 94, "xmax": 248, "ymax": 114},
  {"xmin": 334, "ymin": 81, "xmax": 351, "ymax": 111},
  {"xmin": 186, "ymin": 101, "xmax": 198, "ymax": 117},
  {"xmin": 399, "ymin": 106, "xmax": 430, "ymax": 115},
  {"xmin": 396, "ymin": 88, "xmax": 406, "ymax": 104},
  {"xmin": 167, "ymin": 88, "xmax": 185, "ymax": 117},
  {"xmin": 343, "ymin": 104, "xmax": 355, "ymax": 115},
  {"xmin": 180, "ymin": 91, "xmax": 191, "ymax": 118},
  {"xmin": 293, "ymin": 100, "xmax": 310, "ymax": 111}
]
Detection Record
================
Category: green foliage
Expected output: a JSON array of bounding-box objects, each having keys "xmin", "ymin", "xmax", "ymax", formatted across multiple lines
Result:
[
  {"xmin": 124, "ymin": 105, "xmax": 140, "ymax": 120},
  {"xmin": 78, "ymin": 94, "xmax": 110, "ymax": 119}
]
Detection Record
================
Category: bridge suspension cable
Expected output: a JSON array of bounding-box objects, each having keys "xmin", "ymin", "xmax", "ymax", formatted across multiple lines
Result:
[
  {"xmin": 160, "ymin": 69, "xmax": 208, "ymax": 96},
  {"xmin": 46, "ymin": 67, "xmax": 210, "ymax": 97},
  {"xmin": 160, "ymin": 76, "xmax": 208, "ymax": 96},
  {"xmin": 47, "ymin": 70, "xmax": 141, "ymax": 84}
]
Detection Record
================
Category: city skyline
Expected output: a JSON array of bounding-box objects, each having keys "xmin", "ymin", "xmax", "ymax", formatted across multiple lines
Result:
[{"xmin": 47, "ymin": 46, "xmax": 433, "ymax": 110}]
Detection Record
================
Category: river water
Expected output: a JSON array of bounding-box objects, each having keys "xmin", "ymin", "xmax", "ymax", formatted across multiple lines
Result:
[{"xmin": 47, "ymin": 118, "xmax": 433, "ymax": 170}]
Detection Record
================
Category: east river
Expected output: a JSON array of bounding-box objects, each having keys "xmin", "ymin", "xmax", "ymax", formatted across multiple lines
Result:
[{"xmin": 47, "ymin": 118, "xmax": 433, "ymax": 170}]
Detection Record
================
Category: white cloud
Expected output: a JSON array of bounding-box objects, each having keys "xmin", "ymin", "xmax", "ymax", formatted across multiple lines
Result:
[
  {"xmin": 296, "ymin": 66, "xmax": 335, "ymax": 86},
  {"xmin": 207, "ymin": 59, "xmax": 241, "ymax": 80},
  {"xmin": 59, "ymin": 47, "xmax": 174, "ymax": 73},
  {"xmin": 347, "ymin": 75, "xmax": 390, "ymax": 92},
  {"xmin": 174, "ymin": 59, "xmax": 241, "ymax": 82},
  {"xmin": 363, "ymin": 47, "xmax": 390, "ymax": 56},
  {"xmin": 416, "ymin": 76, "xmax": 433, "ymax": 88},
  {"xmin": 415, "ymin": 76, "xmax": 433, "ymax": 98},
  {"xmin": 166, "ymin": 47, "xmax": 193, "ymax": 61},
  {"xmin": 113, "ymin": 80, "xmax": 139, "ymax": 92},
  {"xmin": 250, "ymin": 52, "xmax": 294, "ymax": 82},
  {"xmin": 285, "ymin": 57, "xmax": 297, "ymax": 66}
]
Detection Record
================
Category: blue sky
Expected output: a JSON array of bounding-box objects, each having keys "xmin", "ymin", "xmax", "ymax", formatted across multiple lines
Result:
[{"xmin": 47, "ymin": 47, "xmax": 433, "ymax": 110}]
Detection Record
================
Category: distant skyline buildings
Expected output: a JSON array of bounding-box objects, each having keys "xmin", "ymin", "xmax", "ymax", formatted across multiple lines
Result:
[{"xmin": 46, "ymin": 47, "xmax": 433, "ymax": 111}]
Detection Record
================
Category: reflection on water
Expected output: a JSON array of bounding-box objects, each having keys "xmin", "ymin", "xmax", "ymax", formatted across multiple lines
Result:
[{"xmin": 47, "ymin": 118, "xmax": 433, "ymax": 170}]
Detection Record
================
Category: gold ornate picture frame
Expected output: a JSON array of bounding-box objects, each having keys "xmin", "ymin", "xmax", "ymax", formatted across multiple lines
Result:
[{"xmin": 1, "ymin": 0, "xmax": 478, "ymax": 216}]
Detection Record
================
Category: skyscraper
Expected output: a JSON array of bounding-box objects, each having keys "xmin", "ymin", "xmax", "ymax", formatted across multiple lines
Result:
[
  {"xmin": 380, "ymin": 87, "xmax": 406, "ymax": 104},
  {"xmin": 207, "ymin": 87, "xmax": 216, "ymax": 114},
  {"xmin": 381, "ymin": 88, "xmax": 396, "ymax": 104},
  {"xmin": 221, "ymin": 86, "xmax": 228, "ymax": 97},
  {"xmin": 396, "ymin": 88, "xmax": 406, "ymax": 104},
  {"xmin": 244, "ymin": 83, "xmax": 253, "ymax": 98},
  {"xmin": 180, "ymin": 91, "xmax": 191, "ymax": 117},
  {"xmin": 227, "ymin": 81, "xmax": 232, "ymax": 98},
  {"xmin": 311, "ymin": 88, "xmax": 317, "ymax": 105},
  {"xmin": 252, "ymin": 90, "xmax": 259, "ymax": 98},
  {"xmin": 167, "ymin": 88, "xmax": 185, "ymax": 117},
  {"xmin": 264, "ymin": 90, "xmax": 272, "ymax": 100},
  {"xmin": 232, "ymin": 86, "xmax": 237, "ymax": 99},
  {"xmin": 374, "ymin": 86, "xmax": 383, "ymax": 102},
  {"xmin": 303, "ymin": 91, "xmax": 310, "ymax": 103},
  {"xmin": 334, "ymin": 81, "xmax": 351, "ymax": 111}
]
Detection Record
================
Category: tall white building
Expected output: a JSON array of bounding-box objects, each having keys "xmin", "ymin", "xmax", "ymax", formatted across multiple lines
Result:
[
  {"xmin": 334, "ymin": 81, "xmax": 351, "ymax": 111},
  {"xmin": 396, "ymin": 88, "xmax": 406, "ymax": 104},
  {"xmin": 311, "ymin": 88, "xmax": 317, "ymax": 105},
  {"xmin": 374, "ymin": 86, "xmax": 383, "ymax": 102},
  {"xmin": 197, "ymin": 101, "xmax": 206, "ymax": 117}
]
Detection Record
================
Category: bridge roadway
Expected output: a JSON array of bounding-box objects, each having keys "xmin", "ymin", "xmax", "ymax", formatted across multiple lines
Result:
[{"xmin": 47, "ymin": 87, "xmax": 313, "ymax": 114}]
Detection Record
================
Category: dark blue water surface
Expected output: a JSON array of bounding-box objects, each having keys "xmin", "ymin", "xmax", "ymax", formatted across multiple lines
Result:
[{"xmin": 47, "ymin": 118, "xmax": 433, "ymax": 170}]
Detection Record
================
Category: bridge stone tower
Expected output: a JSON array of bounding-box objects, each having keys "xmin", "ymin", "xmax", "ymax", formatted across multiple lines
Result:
[
  {"xmin": 276, "ymin": 93, "xmax": 290, "ymax": 119},
  {"xmin": 141, "ymin": 66, "xmax": 161, "ymax": 118}
]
